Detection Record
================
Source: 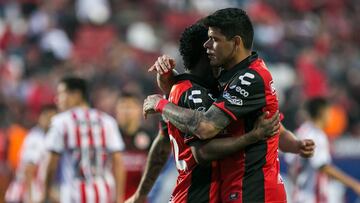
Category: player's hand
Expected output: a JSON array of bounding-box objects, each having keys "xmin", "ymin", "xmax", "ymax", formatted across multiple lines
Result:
[
  {"xmin": 143, "ymin": 94, "xmax": 163, "ymax": 119},
  {"xmin": 124, "ymin": 193, "xmax": 147, "ymax": 203},
  {"xmin": 148, "ymin": 55, "xmax": 176, "ymax": 74},
  {"xmin": 297, "ymin": 139, "xmax": 315, "ymax": 158},
  {"xmin": 253, "ymin": 111, "xmax": 280, "ymax": 141}
]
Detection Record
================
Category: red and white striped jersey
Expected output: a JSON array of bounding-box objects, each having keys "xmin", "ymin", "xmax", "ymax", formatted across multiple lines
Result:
[
  {"xmin": 286, "ymin": 121, "xmax": 331, "ymax": 203},
  {"xmin": 46, "ymin": 107, "xmax": 125, "ymax": 203},
  {"xmin": 5, "ymin": 126, "xmax": 48, "ymax": 203}
]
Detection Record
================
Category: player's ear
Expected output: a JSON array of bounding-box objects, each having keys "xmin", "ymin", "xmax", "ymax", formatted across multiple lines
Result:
[{"xmin": 233, "ymin": 36, "xmax": 242, "ymax": 51}]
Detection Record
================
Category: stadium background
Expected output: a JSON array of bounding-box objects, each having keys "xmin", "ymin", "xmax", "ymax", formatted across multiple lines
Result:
[{"xmin": 0, "ymin": 0, "xmax": 359, "ymax": 202}]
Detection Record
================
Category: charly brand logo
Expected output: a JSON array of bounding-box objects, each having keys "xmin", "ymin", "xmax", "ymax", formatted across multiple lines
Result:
[
  {"xmin": 223, "ymin": 91, "xmax": 243, "ymax": 106},
  {"xmin": 239, "ymin": 72, "xmax": 255, "ymax": 86},
  {"xmin": 229, "ymin": 85, "xmax": 249, "ymax": 97},
  {"xmin": 188, "ymin": 90, "xmax": 203, "ymax": 104}
]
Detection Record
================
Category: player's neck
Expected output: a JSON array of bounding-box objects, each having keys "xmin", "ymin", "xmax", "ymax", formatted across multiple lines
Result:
[
  {"xmin": 224, "ymin": 49, "xmax": 252, "ymax": 70},
  {"xmin": 312, "ymin": 119, "xmax": 325, "ymax": 129},
  {"xmin": 69, "ymin": 101, "xmax": 89, "ymax": 110}
]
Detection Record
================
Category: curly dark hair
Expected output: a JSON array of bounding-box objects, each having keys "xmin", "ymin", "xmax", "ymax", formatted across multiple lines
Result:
[
  {"xmin": 202, "ymin": 8, "xmax": 254, "ymax": 50},
  {"xmin": 179, "ymin": 23, "xmax": 209, "ymax": 70}
]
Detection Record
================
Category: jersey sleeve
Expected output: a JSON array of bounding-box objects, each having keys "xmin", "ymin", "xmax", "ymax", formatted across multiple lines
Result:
[
  {"xmin": 309, "ymin": 132, "xmax": 331, "ymax": 169},
  {"xmin": 105, "ymin": 117, "xmax": 125, "ymax": 153},
  {"xmin": 179, "ymin": 86, "xmax": 216, "ymax": 144},
  {"xmin": 21, "ymin": 135, "xmax": 42, "ymax": 164},
  {"xmin": 45, "ymin": 116, "xmax": 65, "ymax": 154},
  {"xmin": 214, "ymin": 70, "xmax": 266, "ymax": 120}
]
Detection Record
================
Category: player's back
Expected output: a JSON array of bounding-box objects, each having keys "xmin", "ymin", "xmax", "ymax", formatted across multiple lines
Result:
[
  {"xmin": 46, "ymin": 107, "xmax": 124, "ymax": 202},
  {"xmin": 167, "ymin": 74, "xmax": 220, "ymax": 203}
]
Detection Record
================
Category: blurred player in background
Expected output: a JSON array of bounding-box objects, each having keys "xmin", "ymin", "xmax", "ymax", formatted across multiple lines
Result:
[
  {"xmin": 115, "ymin": 92, "xmax": 153, "ymax": 199},
  {"xmin": 286, "ymin": 97, "xmax": 360, "ymax": 203},
  {"xmin": 5, "ymin": 104, "xmax": 57, "ymax": 203},
  {"xmin": 43, "ymin": 76, "xmax": 126, "ymax": 203}
]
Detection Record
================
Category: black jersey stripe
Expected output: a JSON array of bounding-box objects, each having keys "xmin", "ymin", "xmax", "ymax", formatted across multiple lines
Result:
[{"xmin": 187, "ymin": 164, "xmax": 212, "ymax": 203}]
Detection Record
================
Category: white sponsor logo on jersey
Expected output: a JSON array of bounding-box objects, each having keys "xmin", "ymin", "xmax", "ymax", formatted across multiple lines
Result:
[
  {"xmin": 239, "ymin": 72, "xmax": 255, "ymax": 86},
  {"xmin": 188, "ymin": 90, "xmax": 203, "ymax": 103},
  {"xmin": 270, "ymin": 80, "xmax": 276, "ymax": 95},
  {"xmin": 229, "ymin": 85, "xmax": 249, "ymax": 97},
  {"xmin": 223, "ymin": 91, "xmax": 243, "ymax": 106}
]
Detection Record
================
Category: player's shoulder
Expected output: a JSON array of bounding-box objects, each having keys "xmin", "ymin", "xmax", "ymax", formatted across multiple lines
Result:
[
  {"xmin": 248, "ymin": 58, "xmax": 273, "ymax": 81},
  {"xmin": 92, "ymin": 108, "xmax": 117, "ymax": 124},
  {"xmin": 25, "ymin": 127, "xmax": 44, "ymax": 143},
  {"xmin": 51, "ymin": 110, "xmax": 71, "ymax": 122}
]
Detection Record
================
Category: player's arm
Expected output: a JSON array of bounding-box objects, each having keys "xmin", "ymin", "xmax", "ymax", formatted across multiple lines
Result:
[
  {"xmin": 279, "ymin": 123, "xmax": 315, "ymax": 158},
  {"xmin": 43, "ymin": 117, "xmax": 64, "ymax": 203},
  {"xmin": 190, "ymin": 112, "xmax": 280, "ymax": 164},
  {"xmin": 144, "ymin": 95, "xmax": 231, "ymax": 140},
  {"xmin": 24, "ymin": 163, "xmax": 36, "ymax": 203},
  {"xmin": 125, "ymin": 128, "xmax": 171, "ymax": 203},
  {"xmin": 112, "ymin": 152, "xmax": 126, "ymax": 203},
  {"xmin": 43, "ymin": 152, "xmax": 60, "ymax": 202},
  {"xmin": 320, "ymin": 164, "xmax": 360, "ymax": 195}
]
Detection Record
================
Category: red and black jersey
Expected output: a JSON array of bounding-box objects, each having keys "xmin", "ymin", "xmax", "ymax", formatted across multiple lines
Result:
[
  {"xmin": 166, "ymin": 74, "xmax": 220, "ymax": 203},
  {"xmin": 214, "ymin": 52, "xmax": 286, "ymax": 203}
]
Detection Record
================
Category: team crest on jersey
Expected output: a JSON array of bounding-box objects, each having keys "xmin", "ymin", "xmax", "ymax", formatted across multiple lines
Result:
[
  {"xmin": 223, "ymin": 91, "xmax": 243, "ymax": 106},
  {"xmin": 196, "ymin": 106, "xmax": 206, "ymax": 112}
]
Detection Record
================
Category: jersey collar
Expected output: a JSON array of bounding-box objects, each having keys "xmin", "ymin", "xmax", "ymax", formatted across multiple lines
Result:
[{"xmin": 218, "ymin": 52, "xmax": 258, "ymax": 87}]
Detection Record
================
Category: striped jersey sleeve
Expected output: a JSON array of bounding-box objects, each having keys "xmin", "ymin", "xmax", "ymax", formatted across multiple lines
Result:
[{"xmin": 46, "ymin": 115, "xmax": 66, "ymax": 153}]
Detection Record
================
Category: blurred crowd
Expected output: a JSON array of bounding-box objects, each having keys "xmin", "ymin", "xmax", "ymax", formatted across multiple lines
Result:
[{"xmin": 0, "ymin": 0, "xmax": 359, "ymax": 201}]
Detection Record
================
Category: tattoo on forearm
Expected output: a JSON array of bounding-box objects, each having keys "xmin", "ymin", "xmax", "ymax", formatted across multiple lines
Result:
[
  {"xmin": 138, "ymin": 135, "xmax": 170, "ymax": 195},
  {"xmin": 162, "ymin": 103, "xmax": 202, "ymax": 134},
  {"xmin": 163, "ymin": 103, "xmax": 230, "ymax": 136},
  {"xmin": 205, "ymin": 106, "xmax": 230, "ymax": 131}
]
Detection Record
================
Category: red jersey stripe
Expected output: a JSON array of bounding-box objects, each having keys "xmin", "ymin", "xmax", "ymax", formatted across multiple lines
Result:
[
  {"xmin": 93, "ymin": 182, "xmax": 100, "ymax": 203},
  {"xmin": 80, "ymin": 182, "xmax": 87, "ymax": 203},
  {"xmin": 71, "ymin": 111, "xmax": 82, "ymax": 148},
  {"xmin": 104, "ymin": 180, "xmax": 111, "ymax": 203},
  {"xmin": 85, "ymin": 110, "xmax": 94, "ymax": 147}
]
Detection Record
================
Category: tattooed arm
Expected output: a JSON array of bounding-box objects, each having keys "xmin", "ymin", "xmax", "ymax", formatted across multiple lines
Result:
[
  {"xmin": 143, "ymin": 94, "xmax": 230, "ymax": 140},
  {"xmin": 191, "ymin": 112, "xmax": 280, "ymax": 164},
  {"xmin": 125, "ymin": 130, "xmax": 171, "ymax": 203}
]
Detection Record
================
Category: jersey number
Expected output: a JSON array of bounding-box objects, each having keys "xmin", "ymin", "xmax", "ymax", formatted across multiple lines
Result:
[{"xmin": 169, "ymin": 134, "xmax": 187, "ymax": 171}]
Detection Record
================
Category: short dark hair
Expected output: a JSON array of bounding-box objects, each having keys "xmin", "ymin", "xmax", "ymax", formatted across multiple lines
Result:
[
  {"xmin": 179, "ymin": 23, "xmax": 208, "ymax": 70},
  {"xmin": 60, "ymin": 76, "xmax": 89, "ymax": 101},
  {"xmin": 202, "ymin": 8, "xmax": 254, "ymax": 49},
  {"xmin": 305, "ymin": 97, "xmax": 329, "ymax": 119}
]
